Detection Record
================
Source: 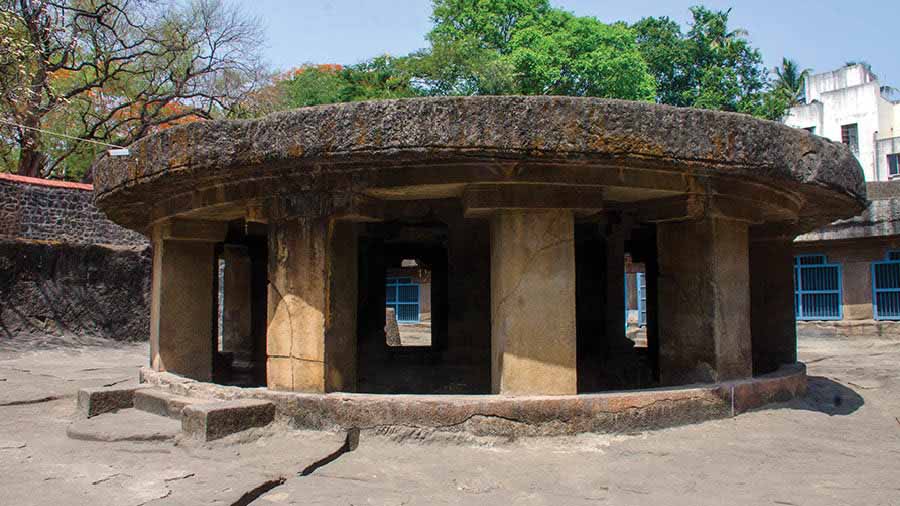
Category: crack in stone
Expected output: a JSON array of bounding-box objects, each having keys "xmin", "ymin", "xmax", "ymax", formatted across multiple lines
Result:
[
  {"xmin": 299, "ymin": 428, "xmax": 360, "ymax": 476},
  {"xmin": 267, "ymin": 279, "xmax": 297, "ymax": 389},
  {"xmin": 229, "ymin": 477, "xmax": 287, "ymax": 506},
  {"xmin": 492, "ymin": 236, "xmax": 574, "ymax": 317},
  {"xmin": 0, "ymin": 395, "xmax": 63, "ymax": 407}
]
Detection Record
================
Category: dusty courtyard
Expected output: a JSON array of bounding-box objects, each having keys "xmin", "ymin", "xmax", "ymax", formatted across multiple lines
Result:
[{"xmin": 0, "ymin": 334, "xmax": 898, "ymax": 505}]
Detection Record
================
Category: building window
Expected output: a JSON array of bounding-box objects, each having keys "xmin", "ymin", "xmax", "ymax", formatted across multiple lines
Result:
[
  {"xmin": 386, "ymin": 277, "xmax": 420, "ymax": 323},
  {"xmin": 841, "ymin": 123, "xmax": 859, "ymax": 154},
  {"xmin": 873, "ymin": 251, "xmax": 900, "ymax": 320},
  {"xmin": 888, "ymin": 153, "xmax": 900, "ymax": 178},
  {"xmin": 804, "ymin": 126, "xmax": 816, "ymax": 134},
  {"xmin": 794, "ymin": 255, "xmax": 842, "ymax": 320}
]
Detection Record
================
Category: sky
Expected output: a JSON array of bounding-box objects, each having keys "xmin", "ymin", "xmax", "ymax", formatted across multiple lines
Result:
[{"xmin": 243, "ymin": 0, "xmax": 900, "ymax": 88}]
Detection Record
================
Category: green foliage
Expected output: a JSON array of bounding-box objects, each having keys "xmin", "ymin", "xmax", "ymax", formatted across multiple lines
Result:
[
  {"xmin": 409, "ymin": 0, "xmax": 655, "ymax": 100},
  {"xmin": 632, "ymin": 6, "xmax": 786, "ymax": 119},
  {"xmin": 266, "ymin": 56, "xmax": 421, "ymax": 112}
]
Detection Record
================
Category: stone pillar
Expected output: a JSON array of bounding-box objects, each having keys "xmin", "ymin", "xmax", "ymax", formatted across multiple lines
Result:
[
  {"xmin": 266, "ymin": 218, "xmax": 357, "ymax": 393},
  {"xmin": 149, "ymin": 221, "xmax": 225, "ymax": 381},
  {"xmin": 490, "ymin": 210, "xmax": 577, "ymax": 395},
  {"xmin": 222, "ymin": 245, "xmax": 252, "ymax": 361},
  {"xmin": 749, "ymin": 234, "xmax": 797, "ymax": 374},
  {"xmin": 324, "ymin": 221, "xmax": 358, "ymax": 392},
  {"xmin": 604, "ymin": 224, "xmax": 629, "ymax": 354},
  {"xmin": 657, "ymin": 217, "xmax": 752, "ymax": 385}
]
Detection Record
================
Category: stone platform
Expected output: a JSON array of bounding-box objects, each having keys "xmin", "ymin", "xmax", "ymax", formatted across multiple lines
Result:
[{"xmin": 138, "ymin": 364, "xmax": 807, "ymax": 438}]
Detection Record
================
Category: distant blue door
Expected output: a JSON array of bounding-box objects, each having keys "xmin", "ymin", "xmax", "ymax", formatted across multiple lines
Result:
[
  {"xmin": 386, "ymin": 277, "xmax": 420, "ymax": 323},
  {"xmin": 872, "ymin": 252, "xmax": 900, "ymax": 320},
  {"xmin": 794, "ymin": 255, "xmax": 842, "ymax": 320}
]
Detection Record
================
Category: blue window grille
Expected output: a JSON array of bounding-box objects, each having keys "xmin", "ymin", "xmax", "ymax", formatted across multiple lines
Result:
[
  {"xmin": 872, "ymin": 251, "xmax": 900, "ymax": 320},
  {"xmin": 636, "ymin": 272, "xmax": 647, "ymax": 327},
  {"xmin": 386, "ymin": 277, "xmax": 420, "ymax": 323},
  {"xmin": 794, "ymin": 255, "xmax": 842, "ymax": 320}
]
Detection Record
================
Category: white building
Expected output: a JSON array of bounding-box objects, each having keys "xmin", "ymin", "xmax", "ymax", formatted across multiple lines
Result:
[{"xmin": 784, "ymin": 64, "xmax": 900, "ymax": 182}]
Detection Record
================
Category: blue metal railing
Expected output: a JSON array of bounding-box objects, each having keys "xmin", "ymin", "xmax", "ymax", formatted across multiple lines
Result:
[
  {"xmin": 794, "ymin": 255, "xmax": 842, "ymax": 320},
  {"xmin": 872, "ymin": 254, "xmax": 900, "ymax": 320},
  {"xmin": 386, "ymin": 277, "xmax": 420, "ymax": 323}
]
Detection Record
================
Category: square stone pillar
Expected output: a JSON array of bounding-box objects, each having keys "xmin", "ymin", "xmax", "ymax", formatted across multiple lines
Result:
[
  {"xmin": 266, "ymin": 218, "xmax": 357, "ymax": 393},
  {"xmin": 657, "ymin": 217, "xmax": 752, "ymax": 385},
  {"xmin": 490, "ymin": 210, "xmax": 577, "ymax": 395},
  {"xmin": 222, "ymin": 245, "xmax": 252, "ymax": 361},
  {"xmin": 149, "ymin": 222, "xmax": 224, "ymax": 381},
  {"xmin": 604, "ymin": 224, "xmax": 629, "ymax": 354},
  {"xmin": 749, "ymin": 235, "xmax": 797, "ymax": 374}
]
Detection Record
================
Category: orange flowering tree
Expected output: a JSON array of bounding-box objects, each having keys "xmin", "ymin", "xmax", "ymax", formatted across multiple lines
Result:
[{"xmin": 0, "ymin": 0, "xmax": 266, "ymax": 181}]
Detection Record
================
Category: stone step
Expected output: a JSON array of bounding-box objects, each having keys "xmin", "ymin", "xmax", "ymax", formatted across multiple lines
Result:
[
  {"xmin": 182, "ymin": 399, "xmax": 276, "ymax": 442},
  {"xmin": 77, "ymin": 385, "xmax": 150, "ymax": 418},
  {"xmin": 133, "ymin": 388, "xmax": 202, "ymax": 420}
]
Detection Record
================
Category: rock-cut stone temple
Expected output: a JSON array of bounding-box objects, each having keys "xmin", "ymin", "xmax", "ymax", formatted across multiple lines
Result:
[{"xmin": 91, "ymin": 96, "xmax": 866, "ymax": 435}]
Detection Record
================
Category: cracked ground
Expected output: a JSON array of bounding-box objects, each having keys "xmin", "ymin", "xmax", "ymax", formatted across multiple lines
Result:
[{"xmin": 1, "ymin": 335, "xmax": 899, "ymax": 505}]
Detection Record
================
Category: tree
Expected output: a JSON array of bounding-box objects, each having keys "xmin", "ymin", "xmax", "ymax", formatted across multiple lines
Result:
[
  {"xmin": 633, "ymin": 7, "xmax": 771, "ymax": 116},
  {"xmin": 772, "ymin": 58, "xmax": 809, "ymax": 107},
  {"xmin": 410, "ymin": 0, "xmax": 655, "ymax": 100},
  {"xmin": 0, "ymin": 0, "xmax": 266, "ymax": 180}
]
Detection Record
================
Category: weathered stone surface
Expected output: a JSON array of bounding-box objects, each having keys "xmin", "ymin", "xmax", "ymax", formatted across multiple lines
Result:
[
  {"xmin": 384, "ymin": 308, "xmax": 401, "ymax": 346},
  {"xmin": 491, "ymin": 210, "xmax": 577, "ymax": 395},
  {"xmin": 67, "ymin": 408, "xmax": 180, "ymax": 442},
  {"xmin": 750, "ymin": 236, "xmax": 797, "ymax": 374},
  {"xmin": 133, "ymin": 388, "xmax": 201, "ymax": 420},
  {"xmin": 0, "ymin": 239, "xmax": 151, "ymax": 342},
  {"xmin": 77, "ymin": 385, "xmax": 148, "ymax": 418},
  {"xmin": 149, "ymin": 227, "xmax": 215, "ymax": 382},
  {"xmin": 140, "ymin": 364, "xmax": 806, "ymax": 438},
  {"xmin": 657, "ymin": 217, "xmax": 752, "ymax": 385},
  {"xmin": 181, "ymin": 399, "xmax": 276, "ymax": 441},
  {"xmin": 92, "ymin": 97, "xmax": 865, "ymax": 231},
  {"xmin": 0, "ymin": 174, "xmax": 146, "ymax": 247}
]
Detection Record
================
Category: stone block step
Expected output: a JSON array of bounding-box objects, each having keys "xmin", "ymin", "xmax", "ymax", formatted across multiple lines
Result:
[
  {"xmin": 133, "ymin": 388, "xmax": 202, "ymax": 420},
  {"xmin": 182, "ymin": 399, "xmax": 276, "ymax": 442},
  {"xmin": 77, "ymin": 385, "xmax": 149, "ymax": 418}
]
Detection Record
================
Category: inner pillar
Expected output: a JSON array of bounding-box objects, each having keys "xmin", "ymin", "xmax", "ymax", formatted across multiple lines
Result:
[
  {"xmin": 657, "ymin": 217, "xmax": 752, "ymax": 385},
  {"xmin": 266, "ymin": 218, "xmax": 357, "ymax": 393},
  {"xmin": 604, "ymin": 223, "xmax": 629, "ymax": 354},
  {"xmin": 749, "ymin": 231, "xmax": 797, "ymax": 374},
  {"xmin": 149, "ymin": 221, "xmax": 224, "ymax": 381},
  {"xmin": 222, "ymin": 245, "xmax": 253, "ymax": 361},
  {"xmin": 491, "ymin": 210, "xmax": 577, "ymax": 395}
]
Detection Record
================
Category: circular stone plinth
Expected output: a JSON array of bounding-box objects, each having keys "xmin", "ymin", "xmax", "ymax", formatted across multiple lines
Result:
[
  {"xmin": 91, "ymin": 96, "xmax": 865, "ymax": 232},
  {"xmin": 139, "ymin": 365, "xmax": 806, "ymax": 438}
]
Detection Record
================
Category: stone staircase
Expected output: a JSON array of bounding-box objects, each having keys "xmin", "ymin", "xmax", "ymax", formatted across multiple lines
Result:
[{"xmin": 74, "ymin": 384, "xmax": 276, "ymax": 442}]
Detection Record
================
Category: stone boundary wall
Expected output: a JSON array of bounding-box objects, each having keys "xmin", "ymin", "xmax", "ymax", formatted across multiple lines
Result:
[
  {"xmin": 0, "ymin": 173, "xmax": 147, "ymax": 247},
  {"xmin": 0, "ymin": 173, "xmax": 151, "ymax": 344}
]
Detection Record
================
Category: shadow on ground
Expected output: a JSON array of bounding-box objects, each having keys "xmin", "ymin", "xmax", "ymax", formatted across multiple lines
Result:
[{"xmin": 790, "ymin": 375, "xmax": 865, "ymax": 416}]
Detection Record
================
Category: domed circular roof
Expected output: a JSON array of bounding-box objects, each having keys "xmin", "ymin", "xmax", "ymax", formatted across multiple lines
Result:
[{"xmin": 91, "ymin": 96, "xmax": 866, "ymax": 231}]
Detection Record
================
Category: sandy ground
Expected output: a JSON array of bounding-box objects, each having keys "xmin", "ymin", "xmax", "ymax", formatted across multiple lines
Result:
[{"xmin": 0, "ymin": 334, "xmax": 898, "ymax": 505}]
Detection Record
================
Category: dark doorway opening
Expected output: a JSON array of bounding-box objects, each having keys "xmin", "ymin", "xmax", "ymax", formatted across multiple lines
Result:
[{"xmin": 211, "ymin": 220, "xmax": 268, "ymax": 387}]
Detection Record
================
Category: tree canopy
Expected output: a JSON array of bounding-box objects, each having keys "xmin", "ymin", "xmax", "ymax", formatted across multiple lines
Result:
[
  {"xmin": 0, "ymin": 0, "xmax": 266, "ymax": 180},
  {"xmin": 1, "ymin": 0, "xmax": 808, "ymax": 180}
]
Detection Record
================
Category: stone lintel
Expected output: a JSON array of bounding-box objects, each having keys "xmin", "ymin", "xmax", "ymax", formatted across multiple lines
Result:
[
  {"xmin": 622, "ymin": 194, "xmax": 766, "ymax": 225},
  {"xmin": 464, "ymin": 183, "xmax": 603, "ymax": 218},
  {"xmin": 157, "ymin": 218, "xmax": 228, "ymax": 242},
  {"xmin": 749, "ymin": 222, "xmax": 800, "ymax": 242}
]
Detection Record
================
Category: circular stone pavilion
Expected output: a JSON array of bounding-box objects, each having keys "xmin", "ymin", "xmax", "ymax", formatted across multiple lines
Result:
[{"xmin": 92, "ymin": 96, "xmax": 866, "ymax": 434}]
